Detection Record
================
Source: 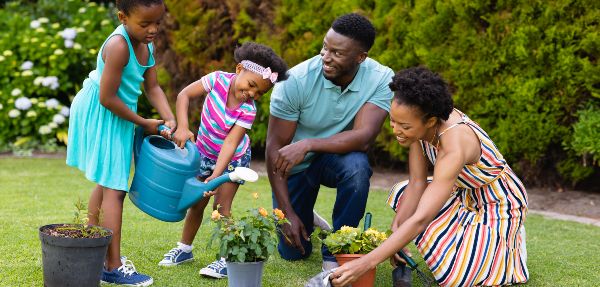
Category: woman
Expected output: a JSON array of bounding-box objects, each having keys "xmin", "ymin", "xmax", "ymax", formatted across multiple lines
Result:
[{"xmin": 331, "ymin": 67, "xmax": 528, "ymax": 286}]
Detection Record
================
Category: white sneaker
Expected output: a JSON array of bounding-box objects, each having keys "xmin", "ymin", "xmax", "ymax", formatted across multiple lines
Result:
[{"xmin": 313, "ymin": 210, "xmax": 332, "ymax": 231}]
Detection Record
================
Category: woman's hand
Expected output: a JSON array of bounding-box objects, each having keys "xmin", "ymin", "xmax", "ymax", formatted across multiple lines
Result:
[
  {"xmin": 390, "ymin": 248, "xmax": 412, "ymax": 267},
  {"xmin": 141, "ymin": 118, "xmax": 164, "ymax": 134},
  {"xmin": 331, "ymin": 258, "xmax": 373, "ymax": 287},
  {"xmin": 172, "ymin": 127, "xmax": 195, "ymax": 148}
]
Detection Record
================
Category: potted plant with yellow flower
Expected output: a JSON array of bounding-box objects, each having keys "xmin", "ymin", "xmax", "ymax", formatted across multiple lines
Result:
[
  {"xmin": 209, "ymin": 193, "xmax": 289, "ymax": 287},
  {"xmin": 312, "ymin": 224, "xmax": 388, "ymax": 287}
]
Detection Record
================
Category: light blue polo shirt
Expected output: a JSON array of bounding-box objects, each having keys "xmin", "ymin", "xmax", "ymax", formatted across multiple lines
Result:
[{"xmin": 270, "ymin": 55, "xmax": 394, "ymax": 174}]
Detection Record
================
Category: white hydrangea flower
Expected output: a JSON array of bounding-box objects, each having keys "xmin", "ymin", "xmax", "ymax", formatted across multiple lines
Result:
[
  {"xmin": 11, "ymin": 88, "xmax": 22, "ymax": 96},
  {"xmin": 0, "ymin": 103, "xmax": 3, "ymax": 110},
  {"xmin": 60, "ymin": 28, "xmax": 77, "ymax": 40},
  {"xmin": 34, "ymin": 77, "xmax": 44, "ymax": 86},
  {"xmin": 29, "ymin": 98, "xmax": 38, "ymax": 104},
  {"xmin": 21, "ymin": 61, "xmax": 34, "ymax": 70},
  {"xmin": 82, "ymin": 20, "xmax": 91, "ymax": 26},
  {"xmin": 73, "ymin": 43, "xmax": 82, "ymax": 50},
  {"xmin": 89, "ymin": 49, "xmax": 97, "ymax": 55},
  {"xmin": 42, "ymin": 76, "xmax": 60, "ymax": 90},
  {"xmin": 26, "ymin": 110, "xmax": 37, "ymax": 117},
  {"xmin": 30, "ymin": 37, "xmax": 39, "ymax": 43},
  {"xmin": 48, "ymin": 122, "xmax": 58, "ymax": 129},
  {"xmin": 101, "ymin": 19, "xmax": 111, "ymax": 26},
  {"xmin": 51, "ymin": 23, "xmax": 60, "ymax": 29},
  {"xmin": 76, "ymin": 27, "xmax": 85, "ymax": 33},
  {"xmin": 46, "ymin": 98, "xmax": 60, "ymax": 109},
  {"xmin": 15, "ymin": 97, "xmax": 32, "ymax": 110},
  {"xmin": 39, "ymin": 125, "xmax": 52, "ymax": 135},
  {"xmin": 53, "ymin": 114, "xmax": 66, "ymax": 124},
  {"xmin": 21, "ymin": 70, "xmax": 33, "ymax": 77},
  {"xmin": 8, "ymin": 109, "xmax": 21, "ymax": 118},
  {"xmin": 78, "ymin": 7, "xmax": 86, "ymax": 13},
  {"xmin": 60, "ymin": 106, "xmax": 70, "ymax": 117},
  {"xmin": 64, "ymin": 39, "xmax": 74, "ymax": 48},
  {"xmin": 38, "ymin": 102, "xmax": 46, "ymax": 108},
  {"xmin": 40, "ymin": 42, "xmax": 48, "ymax": 48},
  {"xmin": 3, "ymin": 50, "xmax": 13, "ymax": 57},
  {"xmin": 35, "ymin": 27, "xmax": 46, "ymax": 33},
  {"xmin": 30, "ymin": 20, "xmax": 41, "ymax": 29},
  {"xmin": 0, "ymin": 55, "xmax": 5, "ymax": 62},
  {"xmin": 54, "ymin": 49, "xmax": 64, "ymax": 55},
  {"xmin": 38, "ymin": 17, "xmax": 49, "ymax": 23}
]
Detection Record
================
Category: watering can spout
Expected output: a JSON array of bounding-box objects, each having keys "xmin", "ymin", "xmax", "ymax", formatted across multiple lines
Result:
[{"xmin": 177, "ymin": 167, "xmax": 259, "ymax": 211}]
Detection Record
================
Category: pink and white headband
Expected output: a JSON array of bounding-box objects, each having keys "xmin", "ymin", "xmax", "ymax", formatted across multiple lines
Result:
[{"xmin": 241, "ymin": 60, "xmax": 278, "ymax": 83}]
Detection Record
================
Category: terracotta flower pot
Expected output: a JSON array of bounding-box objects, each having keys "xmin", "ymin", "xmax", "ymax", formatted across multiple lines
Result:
[{"xmin": 335, "ymin": 254, "xmax": 376, "ymax": 287}]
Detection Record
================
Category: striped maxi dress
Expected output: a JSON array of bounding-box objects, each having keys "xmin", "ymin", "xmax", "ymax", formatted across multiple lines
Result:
[{"xmin": 387, "ymin": 110, "xmax": 529, "ymax": 286}]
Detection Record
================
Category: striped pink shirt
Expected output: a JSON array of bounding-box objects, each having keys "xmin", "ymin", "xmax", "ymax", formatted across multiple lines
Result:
[{"xmin": 196, "ymin": 71, "xmax": 256, "ymax": 160}]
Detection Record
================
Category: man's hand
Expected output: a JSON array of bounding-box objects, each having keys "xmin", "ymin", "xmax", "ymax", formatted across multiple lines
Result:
[
  {"xmin": 274, "ymin": 140, "xmax": 310, "ymax": 177},
  {"xmin": 281, "ymin": 210, "xmax": 309, "ymax": 255}
]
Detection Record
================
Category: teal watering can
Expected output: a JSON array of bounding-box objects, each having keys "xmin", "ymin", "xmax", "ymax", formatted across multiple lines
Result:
[{"xmin": 128, "ymin": 125, "xmax": 259, "ymax": 222}]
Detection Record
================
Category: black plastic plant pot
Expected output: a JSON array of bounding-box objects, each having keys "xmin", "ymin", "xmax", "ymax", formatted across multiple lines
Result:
[{"xmin": 39, "ymin": 224, "xmax": 112, "ymax": 287}]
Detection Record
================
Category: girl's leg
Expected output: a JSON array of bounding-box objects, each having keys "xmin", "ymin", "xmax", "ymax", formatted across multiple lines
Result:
[
  {"xmin": 87, "ymin": 185, "xmax": 103, "ymax": 225},
  {"xmin": 101, "ymin": 187, "xmax": 126, "ymax": 270},
  {"xmin": 212, "ymin": 182, "xmax": 239, "ymax": 216},
  {"xmin": 180, "ymin": 196, "xmax": 210, "ymax": 245}
]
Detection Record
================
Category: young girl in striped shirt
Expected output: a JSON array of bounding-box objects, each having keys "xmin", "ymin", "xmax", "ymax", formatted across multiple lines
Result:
[{"xmin": 157, "ymin": 42, "xmax": 288, "ymax": 278}]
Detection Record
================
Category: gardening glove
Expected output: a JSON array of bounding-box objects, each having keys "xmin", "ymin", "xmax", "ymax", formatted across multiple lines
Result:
[{"xmin": 305, "ymin": 268, "xmax": 337, "ymax": 287}]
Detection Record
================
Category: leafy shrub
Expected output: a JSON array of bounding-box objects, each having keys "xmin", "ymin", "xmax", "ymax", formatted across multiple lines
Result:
[
  {"xmin": 209, "ymin": 205, "xmax": 289, "ymax": 262},
  {"xmin": 317, "ymin": 226, "xmax": 388, "ymax": 255},
  {"xmin": 0, "ymin": 0, "xmax": 117, "ymax": 152}
]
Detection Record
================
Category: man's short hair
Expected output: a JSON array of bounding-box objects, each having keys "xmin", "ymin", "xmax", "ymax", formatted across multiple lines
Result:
[{"xmin": 331, "ymin": 13, "xmax": 376, "ymax": 51}]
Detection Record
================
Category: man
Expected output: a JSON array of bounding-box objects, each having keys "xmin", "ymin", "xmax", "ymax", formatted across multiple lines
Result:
[{"xmin": 266, "ymin": 13, "xmax": 394, "ymax": 270}]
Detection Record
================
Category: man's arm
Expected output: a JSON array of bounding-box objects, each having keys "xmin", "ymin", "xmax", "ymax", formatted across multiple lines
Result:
[
  {"xmin": 265, "ymin": 115, "xmax": 309, "ymax": 254},
  {"xmin": 274, "ymin": 102, "xmax": 388, "ymax": 177}
]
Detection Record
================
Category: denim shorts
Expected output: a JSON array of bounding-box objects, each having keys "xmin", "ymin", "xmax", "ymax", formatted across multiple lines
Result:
[{"xmin": 198, "ymin": 148, "xmax": 251, "ymax": 180}]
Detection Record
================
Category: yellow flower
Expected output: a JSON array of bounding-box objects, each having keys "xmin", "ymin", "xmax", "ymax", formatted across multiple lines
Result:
[
  {"xmin": 252, "ymin": 193, "xmax": 259, "ymax": 200},
  {"xmin": 258, "ymin": 207, "xmax": 268, "ymax": 217},
  {"xmin": 211, "ymin": 210, "xmax": 221, "ymax": 220},
  {"xmin": 273, "ymin": 208, "xmax": 285, "ymax": 220}
]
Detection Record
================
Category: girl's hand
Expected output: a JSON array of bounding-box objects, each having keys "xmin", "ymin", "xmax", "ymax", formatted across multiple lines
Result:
[
  {"xmin": 172, "ymin": 127, "xmax": 195, "ymax": 148},
  {"xmin": 159, "ymin": 119, "xmax": 177, "ymax": 139},
  {"xmin": 142, "ymin": 118, "xmax": 164, "ymax": 134}
]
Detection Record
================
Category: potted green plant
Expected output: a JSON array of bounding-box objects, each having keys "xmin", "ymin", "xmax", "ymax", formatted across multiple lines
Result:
[
  {"xmin": 38, "ymin": 199, "xmax": 112, "ymax": 287},
  {"xmin": 313, "ymin": 226, "xmax": 388, "ymax": 287},
  {"xmin": 209, "ymin": 195, "xmax": 289, "ymax": 287}
]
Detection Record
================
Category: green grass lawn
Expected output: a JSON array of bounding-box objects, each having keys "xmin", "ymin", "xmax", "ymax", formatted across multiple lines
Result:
[{"xmin": 1, "ymin": 157, "xmax": 599, "ymax": 286}]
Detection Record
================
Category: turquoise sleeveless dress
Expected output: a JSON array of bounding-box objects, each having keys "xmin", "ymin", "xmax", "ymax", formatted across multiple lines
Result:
[{"xmin": 66, "ymin": 25, "xmax": 155, "ymax": 191}]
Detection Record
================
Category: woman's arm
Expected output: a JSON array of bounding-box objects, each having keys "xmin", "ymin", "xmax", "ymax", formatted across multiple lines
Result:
[
  {"xmin": 391, "ymin": 142, "xmax": 429, "ymax": 231},
  {"xmin": 143, "ymin": 66, "xmax": 175, "ymax": 129},
  {"xmin": 205, "ymin": 124, "xmax": 247, "ymax": 181},
  {"xmin": 331, "ymin": 139, "xmax": 468, "ymax": 286}
]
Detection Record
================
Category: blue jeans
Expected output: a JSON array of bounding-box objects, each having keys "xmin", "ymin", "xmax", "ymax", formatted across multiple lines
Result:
[{"xmin": 273, "ymin": 152, "xmax": 372, "ymax": 262}]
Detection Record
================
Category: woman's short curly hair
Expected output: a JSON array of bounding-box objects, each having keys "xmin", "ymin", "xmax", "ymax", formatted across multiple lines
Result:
[
  {"xmin": 389, "ymin": 67, "xmax": 453, "ymax": 121},
  {"xmin": 234, "ymin": 42, "xmax": 289, "ymax": 82},
  {"xmin": 116, "ymin": 0, "xmax": 164, "ymax": 15}
]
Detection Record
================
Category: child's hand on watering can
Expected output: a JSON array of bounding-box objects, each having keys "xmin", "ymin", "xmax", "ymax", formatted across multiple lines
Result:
[
  {"xmin": 172, "ymin": 127, "xmax": 195, "ymax": 148},
  {"xmin": 201, "ymin": 174, "xmax": 220, "ymax": 197},
  {"xmin": 142, "ymin": 118, "xmax": 164, "ymax": 134}
]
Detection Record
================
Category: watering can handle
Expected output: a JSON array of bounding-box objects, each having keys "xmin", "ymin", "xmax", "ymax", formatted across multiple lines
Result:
[{"xmin": 157, "ymin": 124, "xmax": 196, "ymax": 151}]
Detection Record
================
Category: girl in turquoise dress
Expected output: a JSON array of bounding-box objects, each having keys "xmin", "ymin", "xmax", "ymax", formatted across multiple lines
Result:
[{"xmin": 66, "ymin": 1, "xmax": 174, "ymax": 286}]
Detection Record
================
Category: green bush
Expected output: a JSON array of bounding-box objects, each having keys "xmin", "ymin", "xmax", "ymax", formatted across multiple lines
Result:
[
  {"xmin": 0, "ymin": 0, "xmax": 117, "ymax": 152},
  {"xmin": 157, "ymin": 0, "xmax": 599, "ymax": 185},
  {"xmin": 570, "ymin": 106, "xmax": 600, "ymax": 165}
]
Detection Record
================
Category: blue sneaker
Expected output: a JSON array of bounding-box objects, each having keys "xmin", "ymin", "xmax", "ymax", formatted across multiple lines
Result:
[
  {"xmin": 158, "ymin": 245, "xmax": 194, "ymax": 266},
  {"xmin": 199, "ymin": 258, "xmax": 227, "ymax": 279},
  {"xmin": 101, "ymin": 259, "xmax": 153, "ymax": 286}
]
